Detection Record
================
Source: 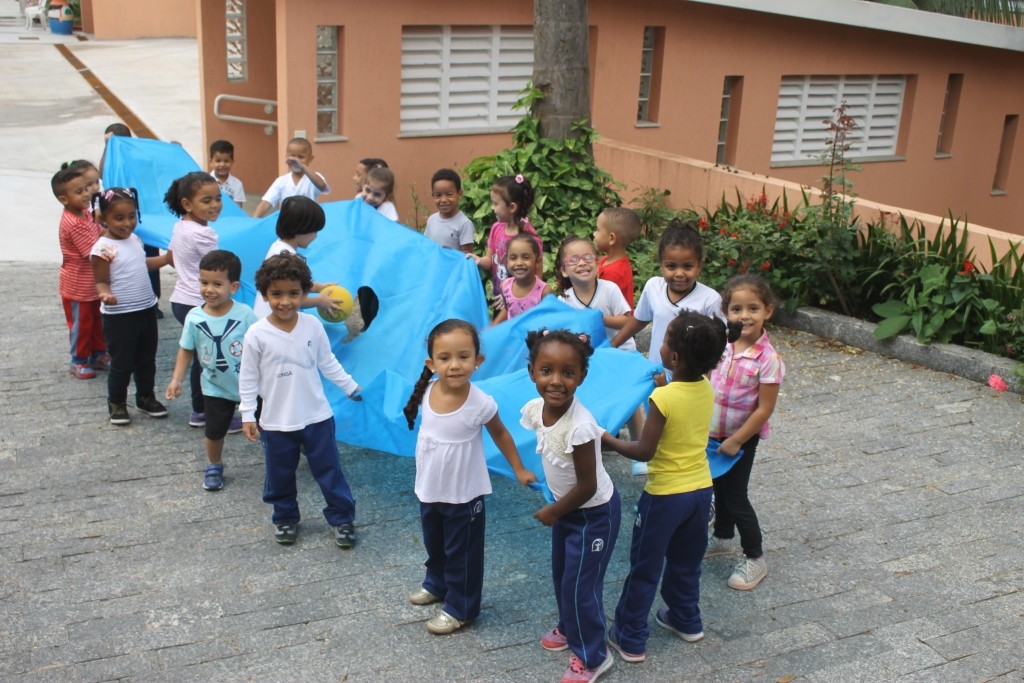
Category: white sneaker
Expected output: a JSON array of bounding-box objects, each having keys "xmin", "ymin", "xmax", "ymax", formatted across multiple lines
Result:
[
  {"xmin": 728, "ymin": 556, "xmax": 767, "ymax": 590},
  {"xmin": 631, "ymin": 460, "xmax": 649, "ymax": 476},
  {"xmin": 704, "ymin": 534, "xmax": 734, "ymax": 558}
]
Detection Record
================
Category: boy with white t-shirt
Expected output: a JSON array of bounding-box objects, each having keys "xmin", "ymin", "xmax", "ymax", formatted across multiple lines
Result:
[
  {"xmin": 252, "ymin": 137, "xmax": 330, "ymax": 218},
  {"xmin": 424, "ymin": 168, "xmax": 475, "ymax": 253},
  {"xmin": 240, "ymin": 252, "xmax": 362, "ymax": 548}
]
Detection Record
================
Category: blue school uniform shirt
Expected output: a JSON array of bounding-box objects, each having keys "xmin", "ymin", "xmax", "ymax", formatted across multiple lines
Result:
[{"xmin": 178, "ymin": 301, "xmax": 258, "ymax": 401}]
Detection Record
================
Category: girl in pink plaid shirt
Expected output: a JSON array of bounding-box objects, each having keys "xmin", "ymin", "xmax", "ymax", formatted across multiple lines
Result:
[{"xmin": 707, "ymin": 275, "xmax": 785, "ymax": 591}]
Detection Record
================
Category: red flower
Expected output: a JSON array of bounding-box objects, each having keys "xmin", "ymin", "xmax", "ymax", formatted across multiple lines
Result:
[
  {"xmin": 720, "ymin": 228, "xmax": 728, "ymax": 236},
  {"xmin": 960, "ymin": 260, "xmax": 976, "ymax": 275},
  {"xmin": 760, "ymin": 261, "xmax": 771, "ymax": 271},
  {"xmin": 698, "ymin": 216, "xmax": 709, "ymax": 229},
  {"xmin": 988, "ymin": 374, "xmax": 1008, "ymax": 392},
  {"xmin": 730, "ymin": 232, "xmax": 739, "ymax": 239},
  {"xmin": 727, "ymin": 258, "xmax": 737, "ymax": 267}
]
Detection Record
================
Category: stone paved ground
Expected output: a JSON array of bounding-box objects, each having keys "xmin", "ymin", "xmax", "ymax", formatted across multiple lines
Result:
[{"xmin": 1, "ymin": 262, "xmax": 1022, "ymax": 682}]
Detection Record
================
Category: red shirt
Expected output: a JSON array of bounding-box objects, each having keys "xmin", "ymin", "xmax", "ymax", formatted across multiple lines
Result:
[
  {"xmin": 598, "ymin": 255, "xmax": 634, "ymax": 311},
  {"xmin": 59, "ymin": 209, "xmax": 102, "ymax": 301}
]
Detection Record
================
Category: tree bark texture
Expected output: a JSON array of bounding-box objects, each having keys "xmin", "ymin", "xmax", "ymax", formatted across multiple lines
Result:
[{"xmin": 532, "ymin": 0, "xmax": 591, "ymax": 142}]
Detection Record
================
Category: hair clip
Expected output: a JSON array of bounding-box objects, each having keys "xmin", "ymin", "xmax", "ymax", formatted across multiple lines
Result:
[
  {"xmin": 577, "ymin": 333, "xmax": 590, "ymax": 344},
  {"xmin": 515, "ymin": 174, "xmax": 525, "ymax": 184}
]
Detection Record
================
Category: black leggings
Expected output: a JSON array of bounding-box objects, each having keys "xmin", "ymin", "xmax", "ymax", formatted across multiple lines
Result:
[
  {"xmin": 171, "ymin": 302, "xmax": 205, "ymax": 413},
  {"xmin": 712, "ymin": 434, "xmax": 762, "ymax": 558},
  {"xmin": 102, "ymin": 306, "xmax": 158, "ymax": 404}
]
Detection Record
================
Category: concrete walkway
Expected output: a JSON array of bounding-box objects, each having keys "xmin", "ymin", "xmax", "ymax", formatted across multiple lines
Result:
[{"xmin": 1, "ymin": 9, "xmax": 1022, "ymax": 683}]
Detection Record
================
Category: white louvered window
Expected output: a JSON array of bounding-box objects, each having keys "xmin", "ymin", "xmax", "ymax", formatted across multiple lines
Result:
[
  {"xmin": 771, "ymin": 75, "xmax": 906, "ymax": 165},
  {"xmin": 401, "ymin": 25, "xmax": 534, "ymax": 136},
  {"xmin": 225, "ymin": 0, "xmax": 247, "ymax": 83}
]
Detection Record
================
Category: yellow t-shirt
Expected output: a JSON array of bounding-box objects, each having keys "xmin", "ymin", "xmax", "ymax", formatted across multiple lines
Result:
[{"xmin": 646, "ymin": 379, "xmax": 714, "ymax": 496}]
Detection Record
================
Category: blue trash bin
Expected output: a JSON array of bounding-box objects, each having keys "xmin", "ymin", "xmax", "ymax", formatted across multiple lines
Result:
[{"xmin": 49, "ymin": 18, "xmax": 73, "ymax": 34}]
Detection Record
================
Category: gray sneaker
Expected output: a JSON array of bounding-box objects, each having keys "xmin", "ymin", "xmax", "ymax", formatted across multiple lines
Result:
[
  {"xmin": 332, "ymin": 523, "xmax": 355, "ymax": 549},
  {"xmin": 728, "ymin": 556, "xmax": 768, "ymax": 590},
  {"xmin": 704, "ymin": 534, "xmax": 734, "ymax": 558}
]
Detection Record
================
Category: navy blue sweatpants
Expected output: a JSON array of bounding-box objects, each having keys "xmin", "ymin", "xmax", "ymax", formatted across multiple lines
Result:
[
  {"xmin": 419, "ymin": 496, "xmax": 485, "ymax": 622},
  {"xmin": 612, "ymin": 487, "xmax": 712, "ymax": 654},
  {"xmin": 261, "ymin": 417, "xmax": 355, "ymax": 527},
  {"xmin": 551, "ymin": 489, "xmax": 620, "ymax": 669}
]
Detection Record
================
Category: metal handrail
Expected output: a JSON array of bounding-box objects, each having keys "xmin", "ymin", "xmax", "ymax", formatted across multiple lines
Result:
[{"xmin": 213, "ymin": 94, "xmax": 278, "ymax": 135}]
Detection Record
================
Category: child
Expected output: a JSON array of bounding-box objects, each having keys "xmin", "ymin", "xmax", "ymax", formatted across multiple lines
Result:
[
  {"xmin": 493, "ymin": 233, "xmax": 552, "ymax": 324},
  {"xmin": 352, "ymin": 157, "xmax": 387, "ymax": 198},
  {"xmin": 556, "ymin": 236, "xmax": 634, "ymax": 350},
  {"xmin": 54, "ymin": 165, "xmax": 106, "ymax": 379},
  {"xmin": 361, "ymin": 166, "xmax": 399, "ymax": 221},
  {"xmin": 209, "ymin": 139, "xmax": 246, "ymax": 207},
  {"xmin": 165, "ymin": 250, "xmax": 257, "ymax": 492},
  {"xmin": 424, "ymin": 168, "xmax": 474, "ymax": 252},
  {"xmin": 471, "ymin": 174, "xmax": 544, "ymax": 306},
  {"xmin": 402, "ymin": 319, "xmax": 537, "ymax": 635},
  {"xmin": 165, "ymin": 172, "xmax": 223, "ymax": 428},
  {"xmin": 602, "ymin": 312, "xmax": 741, "ymax": 663},
  {"xmin": 90, "ymin": 188, "xmax": 170, "ymax": 425},
  {"xmin": 520, "ymin": 330, "xmax": 619, "ymax": 683},
  {"xmin": 594, "ymin": 207, "xmax": 641, "ymax": 311},
  {"xmin": 239, "ymin": 252, "xmax": 363, "ymax": 547},
  {"xmin": 706, "ymin": 275, "xmax": 785, "ymax": 591},
  {"xmin": 252, "ymin": 137, "xmax": 330, "ymax": 218},
  {"xmin": 252, "ymin": 196, "xmax": 344, "ymax": 320},
  {"xmin": 61, "ymin": 159, "xmax": 101, "ymax": 198},
  {"xmin": 611, "ymin": 218, "xmax": 724, "ymax": 382}
]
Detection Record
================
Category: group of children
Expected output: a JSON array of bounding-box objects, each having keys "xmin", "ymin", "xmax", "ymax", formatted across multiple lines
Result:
[{"xmin": 53, "ymin": 128, "xmax": 785, "ymax": 682}]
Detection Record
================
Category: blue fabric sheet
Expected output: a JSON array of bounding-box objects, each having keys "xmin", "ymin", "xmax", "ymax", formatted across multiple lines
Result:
[{"xmin": 103, "ymin": 137, "xmax": 738, "ymax": 499}]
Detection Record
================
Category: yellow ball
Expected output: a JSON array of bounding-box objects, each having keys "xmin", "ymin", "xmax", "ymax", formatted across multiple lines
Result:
[{"xmin": 317, "ymin": 284, "xmax": 354, "ymax": 323}]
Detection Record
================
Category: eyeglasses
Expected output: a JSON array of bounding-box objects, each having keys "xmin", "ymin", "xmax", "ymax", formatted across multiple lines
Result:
[{"xmin": 563, "ymin": 253, "xmax": 596, "ymax": 267}]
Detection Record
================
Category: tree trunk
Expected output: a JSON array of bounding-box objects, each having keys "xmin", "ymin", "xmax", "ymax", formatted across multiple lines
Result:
[{"xmin": 532, "ymin": 0, "xmax": 591, "ymax": 144}]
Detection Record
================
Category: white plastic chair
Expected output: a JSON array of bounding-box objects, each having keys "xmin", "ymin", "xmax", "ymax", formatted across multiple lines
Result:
[{"xmin": 24, "ymin": 0, "xmax": 49, "ymax": 31}]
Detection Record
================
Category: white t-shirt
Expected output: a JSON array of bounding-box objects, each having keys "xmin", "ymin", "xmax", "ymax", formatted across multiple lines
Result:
[
  {"xmin": 90, "ymin": 234, "xmax": 158, "ymax": 314},
  {"xmin": 634, "ymin": 278, "xmax": 724, "ymax": 363},
  {"xmin": 425, "ymin": 211, "xmax": 474, "ymax": 249},
  {"xmin": 414, "ymin": 381, "xmax": 497, "ymax": 504},
  {"xmin": 214, "ymin": 173, "xmax": 246, "ymax": 205},
  {"xmin": 520, "ymin": 397, "xmax": 613, "ymax": 508},
  {"xmin": 169, "ymin": 219, "xmax": 218, "ymax": 307},
  {"xmin": 252, "ymin": 240, "xmax": 297, "ymax": 318},
  {"xmin": 238, "ymin": 313, "xmax": 358, "ymax": 431},
  {"xmin": 261, "ymin": 172, "xmax": 329, "ymax": 209},
  {"xmin": 375, "ymin": 200, "xmax": 399, "ymax": 222},
  {"xmin": 560, "ymin": 279, "xmax": 636, "ymax": 351}
]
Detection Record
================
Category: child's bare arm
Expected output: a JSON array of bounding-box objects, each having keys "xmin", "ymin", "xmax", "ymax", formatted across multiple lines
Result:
[
  {"xmin": 602, "ymin": 400, "xmax": 664, "ymax": 462},
  {"xmin": 485, "ymin": 414, "xmax": 537, "ymax": 486},
  {"xmin": 252, "ymin": 200, "xmax": 273, "ymax": 218},
  {"xmin": 164, "ymin": 348, "xmax": 195, "ymax": 400},
  {"xmin": 91, "ymin": 256, "xmax": 116, "ymax": 305},
  {"xmin": 534, "ymin": 441, "xmax": 598, "ymax": 526},
  {"xmin": 610, "ymin": 316, "xmax": 648, "ymax": 348},
  {"xmin": 146, "ymin": 251, "xmax": 169, "ymax": 270},
  {"xmin": 602, "ymin": 312, "xmax": 632, "ymax": 330}
]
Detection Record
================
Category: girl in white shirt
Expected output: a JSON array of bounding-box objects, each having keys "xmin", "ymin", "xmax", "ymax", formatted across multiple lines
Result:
[
  {"xmin": 520, "ymin": 329, "xmax": 620, "ymax": 683},
  {"xmin": 402, "ymin": 319, "xmax": 536, "ymax": 635}
]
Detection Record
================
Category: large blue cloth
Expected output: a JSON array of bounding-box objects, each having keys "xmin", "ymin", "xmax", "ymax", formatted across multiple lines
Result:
[{"xmin": 103, "ymin": 137, "xmax": 736, "ymax": 496}]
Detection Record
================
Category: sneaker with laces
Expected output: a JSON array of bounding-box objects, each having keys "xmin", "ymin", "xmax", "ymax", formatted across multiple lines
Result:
[
  {"xmin": 704, "ymin": 533, "xmax": 734, "ymax": 558},
  {"xmin": 70, "ymin": 362, "xmax": 96, "ymax": 379},
  {"xmin": 607, "ymin": 631, "xmax": 645, "ymax": 662},
  {"xmin": 539, "ymin": 626, "xmax": 568, "ymax": 651},
  {"xmin": 136, "ymin": 394, "xmax": 168, "ymax": 418},
  {"xmin": 561, "ymin": 651, "xmax": 613, "ymax": 683},
  {"xmin": 655, "ymin": 608, "xmax": 704, "ymax": 642},
  {"xmin": 332, "ymin": 523, "xmax": 355, "ymax": 549},
  {"xmin": 728, "ymin": 556, "xmax": 767, "ymax": 590},
  {"xmin": 274, "ymin": 524, "xmax": 298, "ymax": 544},
  {"xmin": 630, "ymin": 460, "xmax": 649, "ymax": 476},
  {"xmin": 203, "ymin": 464, "xmax": 224, "ymax": 491},
  {"xmin": 227, "ymin": 415, "xmax": 244, "ymax": 434},
  {"xmin": 426, "ymin": 609, "xmax": 468, "ymax": 635},
  {"xmin": 408, "ymin": 587, "xmax": 441, "ymax": 605},
  {"xmin": 91, "ymin": 353, "xmax": 111, "ymax": 371},
  {"xmin": 189, "ymin": 411, "xmax": 206, "ymax": 428},
  {"xmin": 108, "ymin": 401, "xmax": 131, "ymax": 425}
]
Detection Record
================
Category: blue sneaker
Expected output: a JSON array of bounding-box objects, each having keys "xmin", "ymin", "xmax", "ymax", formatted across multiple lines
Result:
[
  {"xmin": 203, "ymin": 464, "xmax": 224, "ymax": 491},
  {"xmin": 189, "ymin": 411, "xmax": 205, "ymax": 428}
]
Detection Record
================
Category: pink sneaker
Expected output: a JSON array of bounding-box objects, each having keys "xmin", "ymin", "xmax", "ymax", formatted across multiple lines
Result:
[
  {"xmin": 69, "ymin": 363, "xmax": 96, "ymax": 379},
  {"xmin": 561, "ymin": 652, "xmax": 613, "ymax": 683},
  {"xmin": 539, "ymin": 626, "xmax": 568, "ymax": 651}
]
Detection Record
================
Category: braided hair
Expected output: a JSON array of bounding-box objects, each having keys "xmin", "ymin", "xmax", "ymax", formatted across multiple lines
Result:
[
  {"xmin": 403, "ymin": 319, "xmax": 481, "ymax": 429},
  {"xmin": 664, "ymin": 311, "xmax": 741, "ymax": 380},
  {"xmin": 91, "ymin": 187, "xmax": 140, "ymax": 222}
]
